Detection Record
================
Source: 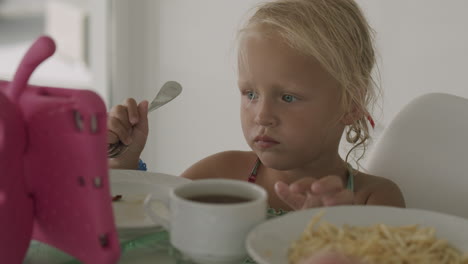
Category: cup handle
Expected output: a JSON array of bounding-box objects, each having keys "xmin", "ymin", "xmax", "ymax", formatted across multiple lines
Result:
[{"xmin": 143, "ymin": 192, "xmax": 170, "ymax": 230}]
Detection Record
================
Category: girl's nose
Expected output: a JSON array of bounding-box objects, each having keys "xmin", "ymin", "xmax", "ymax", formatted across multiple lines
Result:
[{"xmin": 254, "ymin": 99, "xmax": 278, "ymax": 127}]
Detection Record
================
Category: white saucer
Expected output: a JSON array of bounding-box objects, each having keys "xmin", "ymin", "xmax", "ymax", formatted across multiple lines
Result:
[{"xmin": 110, "ymin": 169, "xmax": 190, "ymax": 231}]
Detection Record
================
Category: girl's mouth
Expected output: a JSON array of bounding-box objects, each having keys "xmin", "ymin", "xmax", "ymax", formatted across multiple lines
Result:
[{"xmin": 254, "ymin": 135, "xmax": 279, "ymax": 149}]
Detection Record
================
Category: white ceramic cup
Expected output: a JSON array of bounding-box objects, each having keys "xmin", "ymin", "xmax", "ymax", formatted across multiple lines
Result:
[{"xmin": 143, "ymin": 179, "xmax": 268, "ymax": 264}]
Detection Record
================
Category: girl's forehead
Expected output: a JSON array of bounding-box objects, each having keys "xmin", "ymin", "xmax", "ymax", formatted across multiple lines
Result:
[
  {"xmin": 239, "ymin": 28, "xmax": 286, "ymax": 50},
  {"xmin": 239, "ymin": 29, "xmax": 318, "ymax": 69},
  {"xmin": 238, "ymin": 34, "xmax": 300, "ymax": 71},
  {"xmin": 239, "ymin": 35, "xmax": 324, "ymax": 74},
  {"xmin": 237, "ymin": 34, "xmax": 340, "ymax": 93}
]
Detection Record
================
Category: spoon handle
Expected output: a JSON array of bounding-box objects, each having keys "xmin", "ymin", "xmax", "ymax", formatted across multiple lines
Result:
[
  {"xmin": 147, "ymin": 101, "xmax": 169, "ymax": 112},
  {"xmin": 148, "ymin": 102, "xmax": 162, "ymax": 113},
  {"xmin": 107, "ymin": 142, "xmax": 128, "ymax": 158}
]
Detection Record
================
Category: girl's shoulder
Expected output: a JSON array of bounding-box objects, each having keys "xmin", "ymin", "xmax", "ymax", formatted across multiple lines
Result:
[
  {"xmin": 354, "ymin": 171, "xmax": 395, "ymax": 189},
  {"xmin": 180, "ymin": 151, "xmax": 257, "ymax": 181},
  {"xmin": 354, "ymin": 171, "xmax": 406, "ymax": 207}
]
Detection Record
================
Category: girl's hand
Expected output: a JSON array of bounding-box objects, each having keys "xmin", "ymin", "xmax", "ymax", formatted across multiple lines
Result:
[
  {"xmin": 274, "ymin": 175, "xmax": 354, "ymax": 210},
  {"xmin": 107, "ymin": 98, "xmax": 149, "ymax": 169}
]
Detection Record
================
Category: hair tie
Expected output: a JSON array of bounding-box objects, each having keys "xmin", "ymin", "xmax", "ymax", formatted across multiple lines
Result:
[{"xmin": 367, "ymin": 115, "xmax": 375, "ymax": 129}]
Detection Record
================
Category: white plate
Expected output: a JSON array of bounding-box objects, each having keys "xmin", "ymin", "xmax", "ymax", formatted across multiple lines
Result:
[
  {"xmin": 246, "ymin": 205, "xmax": 468, "ymax": 264},
  {"xmin": 110, "ymin": 169, "xmax": 190, "ymax": 230}
]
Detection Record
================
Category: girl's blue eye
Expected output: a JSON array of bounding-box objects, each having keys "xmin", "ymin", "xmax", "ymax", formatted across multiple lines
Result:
[
  {"xmin": 282, "ymin": 94, "xmax": 297, "ymax": 103},
  {"xmin": 247, "ymin": 91, "xmax": 258, "ymax": 100}
]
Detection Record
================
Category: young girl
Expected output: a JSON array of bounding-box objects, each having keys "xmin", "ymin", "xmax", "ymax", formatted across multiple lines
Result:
[{"xmin": 107, "ymin": 0, "xmax": 405, "ymax": 212}]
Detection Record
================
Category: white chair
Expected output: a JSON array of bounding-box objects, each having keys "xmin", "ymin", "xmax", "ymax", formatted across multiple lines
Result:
[{"xmin": 366, "ymin": 93, "xmax": 468, "ymax": 219}]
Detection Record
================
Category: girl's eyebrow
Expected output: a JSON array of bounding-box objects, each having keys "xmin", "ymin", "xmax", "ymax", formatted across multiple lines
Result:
[
  {"xmin": 270, "ymin": 82, "xmax": 303, "ymax": 92},
  {"xmin": 237, "ymin": 81, "xmax": 252, "ymax": 89}
]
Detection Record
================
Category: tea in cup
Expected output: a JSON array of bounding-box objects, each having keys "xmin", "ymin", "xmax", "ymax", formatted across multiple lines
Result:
[{"xmin": 144, "ymin": 179, "xmax": 268, "ymax": 264}]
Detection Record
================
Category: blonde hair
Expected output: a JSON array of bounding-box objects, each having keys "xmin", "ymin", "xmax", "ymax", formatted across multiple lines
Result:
[{"xmin": 238, "ymin": 0, "xmax": 379, "ymax": 164}]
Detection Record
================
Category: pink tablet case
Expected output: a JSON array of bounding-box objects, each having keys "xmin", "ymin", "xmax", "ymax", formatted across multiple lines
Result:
[{"xmin": 0, "ymin": 36, "xmax": 120, "ymax": 263}]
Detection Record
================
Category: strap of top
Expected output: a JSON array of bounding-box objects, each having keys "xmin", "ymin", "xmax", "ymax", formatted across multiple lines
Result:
[
  {"xmin": 247, "ymin": 158, "xmax": 261, "ymax": 183},
  {"xmin": 346, "ymin": 163, "xmax": 355, "ymax": 192},
  {"xmin": 248, "ymin": 158, "xmax": 355, "ymax": 192}
]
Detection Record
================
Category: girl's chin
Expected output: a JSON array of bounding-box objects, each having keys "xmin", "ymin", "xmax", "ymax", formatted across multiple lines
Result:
[{"xmin": 254, "ymin": 153, "xmax": 296, "ymax": 171}]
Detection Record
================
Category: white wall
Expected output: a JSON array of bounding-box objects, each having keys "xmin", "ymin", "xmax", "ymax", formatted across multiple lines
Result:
[
  {"xmin": 0, "ymin": 0, "xmax": 45, "ymax": 17},
  {"xmin": 118, "ymin": 0, "xmax": 468, "ymax": 175},
  {"xmin": 373, "ymin": 0, "xmax": 468, "ymax": 125},
  {"xmin": 137, "ymin": 0, "xmax": 258, "ymax": 174},
  {"xmin": 0, "ymin": 0, "xmax": 93, "ymax": 95}
]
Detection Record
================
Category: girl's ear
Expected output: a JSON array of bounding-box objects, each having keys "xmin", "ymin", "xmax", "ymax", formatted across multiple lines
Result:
[{"xmin": 341, "ymin": 105, "xmax": 363, "ymax": 125}]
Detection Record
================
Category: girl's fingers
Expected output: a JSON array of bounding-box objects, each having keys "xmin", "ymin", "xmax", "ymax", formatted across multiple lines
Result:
[
  {"xmin": 124, "ymin": 98, "xmax": 139, "ymax": 125},
  {"xmin": 107, "ymin": 130, "xmax": 119, "ymax": 144},
  {"xmin": 107, "ymin": 116, "xmax": 132, "ymax": 145},
  {"xmin": 321, "ymin": 190, "xmax": 354, "ymax": 206},
  {"xmin": 289, "ymin": 177, "xmax": 317, "ymax": 194},
  {"xmin": 311, "ymin": 175, "xmax": 344, "ymax": 195},
  {"xmin": 136, "ymin": 100, "xmax": 149, "ymax": 133},
  {"xmin": 108, "ymin": 105, "xmax": 132, "ymax": 131},
  {"xmin": 275, "ymin": 181, "xmax": 307, "ymax": 210},
  {"xmin": 302, "ymin": 192, "xmax": 323, "ymax": 209},
  {"xmin": 275, "ymin": 180, "xmax": 351, "ymax": 210},
  {"xmin": 107, "ymin": 99, "xmax": 149, "ymax": 149}
]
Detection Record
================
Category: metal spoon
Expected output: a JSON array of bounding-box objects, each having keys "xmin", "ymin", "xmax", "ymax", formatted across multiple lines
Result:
[
  {"xmin": 108, "ymin": 81, "xmax": 183, "ymax": 158},
  {"xmin": 148, "ymin": 81, "xmax": 183, "ymax": 112}
]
